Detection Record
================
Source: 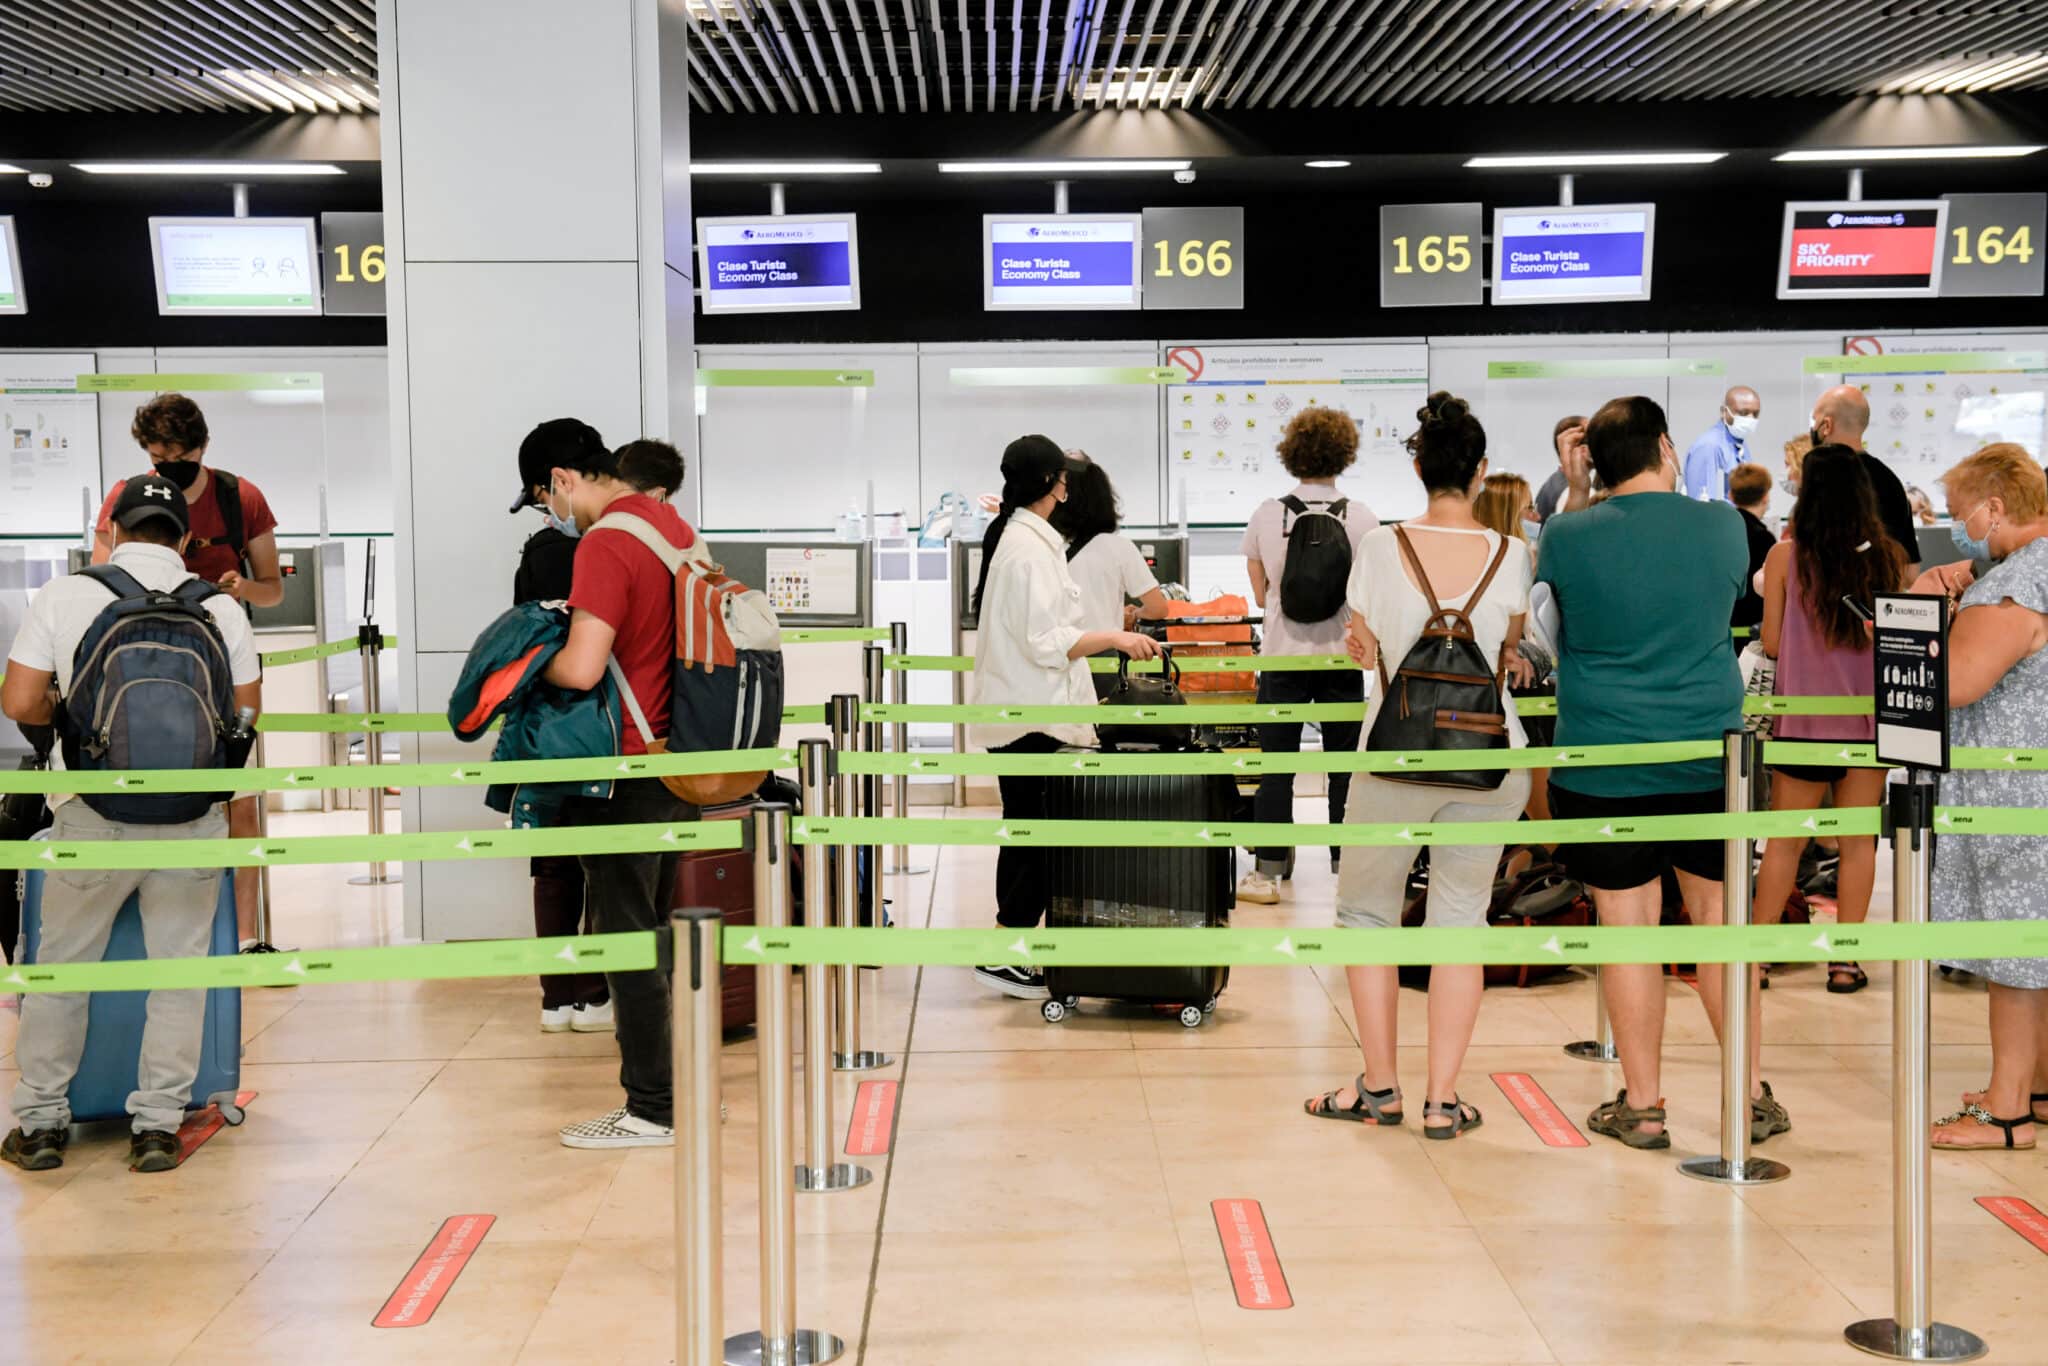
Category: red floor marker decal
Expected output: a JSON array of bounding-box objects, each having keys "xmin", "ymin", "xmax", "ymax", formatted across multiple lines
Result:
[
  {"xmin": 845, "ymin": 1080, "xmax": 897, "ymax": 1156},
  {"xmin": 1977, "ymin": 1197, "xmax": 2048, "ymax": 1255},
  {"xmin": 1491, "ymin": 1073, "xmax": 1589, "ymax": 1148},
  {"xmin": 176, "ymin": 1089, "xmax": 258, "ymax": 1162},
  {"xmin": 1211, "ymin": 1199, "xmax": 1292, "ymax": 1310},
  {"xmin": 373, "ymin": 1214, "xmax": 496, "ymax": 1328}
]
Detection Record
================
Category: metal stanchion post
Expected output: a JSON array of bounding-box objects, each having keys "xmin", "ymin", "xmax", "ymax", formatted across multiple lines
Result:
[
  {"xmin": 251, "ymin": 730, "xmax": 274, "ymax": 945},
  {"xmin": 794, "ymin": 741, "xmax": 872, "ymax": 1195},
  {"xmin": 828, "ymin": 694, "xmax": 892, "ymax": 1072},
  {"xmin": 861, "ymin": 645, "xmax": 888, "ymax": 894},
  {"xmin": 886, "ymin": 621, "xmax": 927, "ymax": 875},
  {"xmin": 1846, "ymin": 771, "xmax": 1985, "ymax": 1362},
  {"xmin": 1563, "ymin": 971, "xmax": 1619, "ymax": 1062},
  {"xmin": 726, "ymin": 807, "xmax": 845, "ymax": 1366},
  {"xmin": 348, "ymin": 625, "xmax": 399, "ymax": 887},
  {"xmin": 950, "ymin": 609, "xmax": 967, "ymax": 809},
  {"xmin": 1681, "ymin": 729, "xmax": 1789, "ymax": 1186},
  {"xmin": 672, "ymin": 907, "xmax": 724, "ymax": 1366}
]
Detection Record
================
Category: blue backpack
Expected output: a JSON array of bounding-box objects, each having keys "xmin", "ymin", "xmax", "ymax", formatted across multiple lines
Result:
[{"xmin": 59, "ymin": 565, "xmax": 238, "ymax": 825}]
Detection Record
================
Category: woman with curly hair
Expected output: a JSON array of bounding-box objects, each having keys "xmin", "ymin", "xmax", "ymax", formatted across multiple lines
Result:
[{"xmin": 1236, "ymin": 406, "xmax": 1380, "ymax": 904}]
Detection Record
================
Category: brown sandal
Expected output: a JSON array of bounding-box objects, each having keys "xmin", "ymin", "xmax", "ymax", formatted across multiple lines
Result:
[
  {"xmin": 1826, "ymin": 962, "xmax": 1868, "ymax": 994},
  {"xmin": 1932, "ymin": 1104, "xmax": 2036, "ymax": 1150},
  {"xmin": 1960, "ymin": 1089, "xmax": 2048, "ymax": 1124},
  {"xmin": 1587, "ymin": 1090, "xmax": 1670, "ymax": 1150}
]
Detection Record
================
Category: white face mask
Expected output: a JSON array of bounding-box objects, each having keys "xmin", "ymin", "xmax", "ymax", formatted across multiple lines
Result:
[
  {"xmin": 546, "ymin": 483, "xmax": 581, "ymax": 539},
  {"xmin": 1725, "ymin": 411, "xmax": 1759, "ymax": 443}
]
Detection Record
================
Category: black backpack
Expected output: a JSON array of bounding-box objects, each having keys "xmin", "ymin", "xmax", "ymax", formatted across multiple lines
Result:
[
  {"xmin": 1365, "ymin": 527, "xmax": 1512, "ymax": 792},
  {"xmin": 203, "ymin": 468, "xmax": 252, "ymax": 576},
  {"xmin": 58, "ymin": 565, "xmax": 238, "ymax": 824},
  {"xmin": 1277, "ymin": 495, "xmax": 1352, "ymax": 623}
]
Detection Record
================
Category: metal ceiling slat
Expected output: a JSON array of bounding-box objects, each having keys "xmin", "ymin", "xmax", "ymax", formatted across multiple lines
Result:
[
  {"xmin": 872, "ymin": 0, "xmax": 907, "ymax": 113},
  {"xmin": 1700, "ymin": 4, "xmax": 1941, "ymax": 100},
  {"xmin": 1487, "ymin": 0, "xmax": 1642, "ymax": 103},
  {"xmin": 682, "ymin": 6, "xmax": 759, "ymax": 113},
  {"xmin": 1346, "ymin": 0, "xmax": 1473, "ymax": 106},
  {"xmin": 0, "ymin": 38, "xmax": 196, "ymax": 114},
  {"xmin": 1294, "ymin": 0, "xmax": 1397, "ymax": 106},
  {"xmin": 816, "ymin": 0, "xmax": 865, "ymax": 112},
  {"xmin": 0, "ymin": 78, "xmax": 75, "ymax": 112},
  {"xmin": 1379, "ymin": 0, "xmax": 1511, "ymax": 104},
  {"xmin": 1076, "ymin": 0, "xmax": 1110, "ymax": 105},
  {"xmin": 1011, "ymin": 0, "xmax": 1035, "ymax": 110},
  {"xmin": 1221, "ymin": 0, "xmax": 1309, "ymax": 107},
  {"xmin": 729, "ymin": 0, "xmax": 802, "ymax": 113},
  {"xmin": 1798, "ymin": 9, "xmax": 2048, "ymax": 101},
  {"xmin": 1119, "ymin": 0, "xmax": 1165, "ymax": 107},
  {"xmin": 1569, "ymin": 0, "xmax": 1761, "ymax": 102},
  {"xmin": 1672, "ymin": 0, "xmax": 1906, "ymax": 100},
  {"xmin": 1240, "ymin": 0, "xmax": 1336, "ymax": 106},
  {"xmin": 152, "ymin": 0, "xmax": 322, "ymax": 89},
  {"xmin": 986, "ymin": 0, "xmax": 1000, "ymax": 112},
  {"xmin": 682, "ymin": 39, "xmax": 737, "ymax": 114},
  {"xmin": 956, "ymin": 0, "xmax": 972, "ymax": 112},
  {"xmin": 789, "ymin": 0, "xmax": 845, "ymax": 114},
  {"xmin": 901, "ymin": 0, "xmax": 929, "ymax": 111},
  {"xmin": 1331, "ymin": 0, "xmax": 1451, "ymax": 105},
  {"xmin": 705, "ymin": 0, "xmax": 785, "ymax": 112},
  {"xmin": 1595, "ymin": 0, "xmax": 1830, "ymax": 102},
  {"xmin": 928, "ymin": 0, "xmax": 951, "ymax": 111},
  {"xmin": 243, "ymin": 0, "xmax": 373, "ymax": 76},
  {"xmin": 836, "ymin": 0, "xmax": 883, "ymax": 113},
  {"xmin": 1, "ymin": 4, "xmax": 214, "ymax": 112},
  {"xmin": 1177, "ymin": 0, "xmax": 1254, "ymax": 107},
  {"xmin": 89, "ymin": 0, "xmax": 307, "ymax": 107},
  {"xmin": 1028, "ymin": 0, "xmax": 1054, "ymax": 108},
  {"xmin": 1135, "ymin": 0, "xmax": 1192, "ymax": 104},
  {"xmin": 207, "ymin": 0, "xmax": 357, "ymax": 84},
  {"xmin": 1418, "ymin": 0, "xmax": 1580, "ymax": 105},
  {"xmin": 1050, "ymin": 0, "xmax": 1088, "ymax": 109},
  {"xmin": 758, "ymin": 0, "xmax": 824, "ymax": 115},
  {"xmin": 1096, "ymin": 0, "xmax": 1137, "ymax": 108}
]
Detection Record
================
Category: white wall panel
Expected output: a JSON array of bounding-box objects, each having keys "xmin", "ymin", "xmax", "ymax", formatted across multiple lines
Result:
[
  {"xmin": 401, "ymin": 261, "xmax": 645, "ymax": 653},
  {"xmin": 392, "ymin": 0, "xmax": 641, "ymax": 263},
  {"xmin": 696, "ymin": 345, "xmax": 921, "ymax": 531},
  {"xmin": 411, "ymin": 650, "xmax": 532, "ymax": 941},
  {"xmin": 918, "ymin": 343, "xmax": 1164, "ymax": 524}
]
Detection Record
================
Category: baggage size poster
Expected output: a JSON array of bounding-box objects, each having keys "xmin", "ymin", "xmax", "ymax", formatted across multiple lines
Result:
[
  {"xmin": 1824, "ymin": 333, "xmax": 2048, "ymax": 476},
  {"xmin": 1162, "ymin": 343, "xmax": 1430, "ymax": 525}
]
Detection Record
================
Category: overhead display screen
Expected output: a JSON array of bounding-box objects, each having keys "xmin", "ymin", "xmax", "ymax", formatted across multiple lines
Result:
[
  {"xmin": 1777, "ymin": 200, "xmax": 1949, "ymax": 300},
  {"xmin": 984, "ymin": 214, "xmax": 1141, "ymax": 310},
  {"xmin": 0, "ymin": 217, "xmax": 22, "ymax": 314},
  {"xmin": 149, "ymin": 217, "xmax": 320, "ymax": 315},
  {"xmin": 1491, "ymin": 203, "xmax": 1655, "ymax": 305},
  {"xmin": 697, "ymin": 213, "xmax": 861, "ymax": 314}
]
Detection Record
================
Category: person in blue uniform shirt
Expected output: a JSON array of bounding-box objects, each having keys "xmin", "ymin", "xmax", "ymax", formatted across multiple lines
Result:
[{"xmin": 1681, "ymin": 385, "xmax": 1761, "ymax": 503}]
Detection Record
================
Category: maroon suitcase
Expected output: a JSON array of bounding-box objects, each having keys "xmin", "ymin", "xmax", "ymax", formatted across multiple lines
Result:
[{"xmin": 675, "ymin": 806, "xmax": 757, "ymax": 1036}]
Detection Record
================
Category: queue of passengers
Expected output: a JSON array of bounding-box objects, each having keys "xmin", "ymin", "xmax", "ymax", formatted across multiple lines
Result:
[{"xmin": 967, "ymin": 386, "xmax": 2048, "ymax": 1153}]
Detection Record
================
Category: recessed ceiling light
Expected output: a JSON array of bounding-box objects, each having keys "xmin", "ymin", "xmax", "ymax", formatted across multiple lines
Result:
[
  {"xmin": 937, "ymin": 160, "xmax": 1193, "ymax": 174},
  {"xmin": 688, "ymin": 161, "xmax": 883, "ymax": 175},
  {"xmin": 1305, "ymin": 160, "xmax": 1352, "ymax": 169},
  {"xmin": 72, "ymin": 161, "xmax": 345, "ymax": 176},
  {"xmin": 1464, "ymin": 152, "xmax": 1726, "ymax": 168},
  {"xmin": 1773, "ymin": 145, "xmax": 2044, "ymax": 162}
]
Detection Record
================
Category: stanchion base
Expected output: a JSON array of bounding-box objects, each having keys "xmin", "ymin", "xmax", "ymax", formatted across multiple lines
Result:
[
  {"xmin": 795, "ymin": 1162, "xmax": 872, "ymax": 1193},
  {"xmin": 832, "ymin": 1051, "xmax": 893, "ymax": 1072},
  {"xmin": 347, "ymin": 873, "xmax": 402, "ymax": 886},
  {"xmin": 1563, "ymin": 1039, "xmax": 1619, "ymax": 1063},
  {"xmin": 724, "ymin": 1328, "xmax": 845, "ymax": 1365},
  {"xmin": 1844, "ymin": 1319, "xmax": 1987, "ymax": 1362},
  {"xmin": 1677, "ymin": 1155, "xmax": 1791, "ymax": 1186},
  {"xmin": 886, "ymin": 862, "xmax": 931, "ymax": 876}
]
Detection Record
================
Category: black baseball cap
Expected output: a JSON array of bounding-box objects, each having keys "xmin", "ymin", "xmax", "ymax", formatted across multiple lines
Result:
[
  {"xmin": 111, "ymin": 473, "xmax": 191, "ymax": 536},
  {"xmin": 510, "ymin": 417, "xmax": 607, "ymax": 513}
]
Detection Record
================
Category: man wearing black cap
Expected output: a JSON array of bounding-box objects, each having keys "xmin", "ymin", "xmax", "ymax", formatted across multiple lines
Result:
[
  {"xmin": 508, "ymin": 418, "xmax": 614, "ymax": 1033},
  {"xmin": 2, "ymin": 474, "xmax": 262, "ymax": 1175}
]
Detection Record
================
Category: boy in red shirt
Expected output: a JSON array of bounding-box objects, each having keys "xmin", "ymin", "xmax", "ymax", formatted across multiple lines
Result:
[
  {"xmin": 538, "ymin": 438, "xmax": 700, "ymax": 1149},
  {"xmin": 94, "ymin": 393, "xmax": 284, "ymax": 953}
]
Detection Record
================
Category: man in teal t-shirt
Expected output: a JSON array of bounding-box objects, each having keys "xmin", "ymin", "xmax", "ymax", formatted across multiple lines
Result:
[{"xmin": 1536, "ymin": 395, "xmax": 1785, "ymax": 1155}]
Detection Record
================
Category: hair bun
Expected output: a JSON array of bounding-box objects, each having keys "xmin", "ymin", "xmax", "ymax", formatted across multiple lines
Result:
[{"xmin": 1416, "ymin": 390, "xmax": 1468, "ymax": 429}]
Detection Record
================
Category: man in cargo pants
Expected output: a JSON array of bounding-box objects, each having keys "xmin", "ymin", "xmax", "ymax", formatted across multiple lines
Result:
[{"xmin": 1, "ymin": 475, "xmax": 263, "ymax": 1174}]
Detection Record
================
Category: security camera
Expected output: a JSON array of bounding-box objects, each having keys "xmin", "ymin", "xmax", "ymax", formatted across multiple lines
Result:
[
  {"xmin": 27, "ymin": 173, "xmax": 52, "ymax": 190},
  {"xmin": 1173, "ymin": 168, "xmax": 1196, "ymax": 185}
]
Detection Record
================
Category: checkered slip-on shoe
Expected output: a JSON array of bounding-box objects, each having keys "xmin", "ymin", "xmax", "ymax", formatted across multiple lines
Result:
[{"xmin": 558, "ymin": 1107, "xmax": 674, "ymax": 1150}]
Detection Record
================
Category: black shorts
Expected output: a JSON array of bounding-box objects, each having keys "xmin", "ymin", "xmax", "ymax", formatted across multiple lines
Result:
[
  {"xmin": 1548, "ymin": 782, "xmax": 1724, "ymax": 892},
  {"xmin": 1770, "ymin": 763, "xmax": 1846, "ymax": 786}
]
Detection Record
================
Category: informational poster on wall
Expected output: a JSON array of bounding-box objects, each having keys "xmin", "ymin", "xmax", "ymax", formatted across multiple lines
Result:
[
  {"xmin": 1162, "ymin": 344, "xmax": 1431, "ymax": 524},
  {"xmin": 1818, "ymin": 333, "xmax": 2048, "ymax": 479},
  {"xmin": 764, "ymin": 545, "xmax": 859, "ymax": 617},
  {"xmin": 0, "ymin": 354, "xmax": 101, "ymax": 534}
]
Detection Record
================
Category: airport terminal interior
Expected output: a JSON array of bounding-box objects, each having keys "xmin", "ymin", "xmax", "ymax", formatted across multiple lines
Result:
[{"xmin": 4, "ymin": 2, "xmax": 2048, "ymax": 1363}]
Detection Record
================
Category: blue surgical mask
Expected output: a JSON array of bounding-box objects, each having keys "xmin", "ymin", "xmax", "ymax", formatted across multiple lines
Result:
[
  {"xmin": 1951, "ymin": 507, "xmax": 1994, "ymax": 561},
  {"xmin": 1520, "ymin": 517, "xmax": 1542, "ymax": 545},
  {"xmin": 545, "ymin": 489, "xmax": 581, "ymax": 540}
]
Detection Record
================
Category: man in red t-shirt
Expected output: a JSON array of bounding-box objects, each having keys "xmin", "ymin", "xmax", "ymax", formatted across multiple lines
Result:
[
  {"xmin": 93, "ymin": 394, "xmax": 285, "ymax": 954},
  {"xmin": 539, "ymin": 437, "xmax": 700, "ymax": 1151}
]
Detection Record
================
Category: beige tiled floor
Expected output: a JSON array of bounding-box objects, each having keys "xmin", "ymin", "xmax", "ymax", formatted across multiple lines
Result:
[{"xmin": 3, "ymin": 804, "xmax": 2047, "ymax": 1364}]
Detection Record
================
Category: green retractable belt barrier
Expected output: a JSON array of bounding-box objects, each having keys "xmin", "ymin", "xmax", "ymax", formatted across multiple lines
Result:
[
  {"xmin": 861, "ymin": 698, "xmax": 1872, "ymax": 726},
  {"xmin": 840, "ymin": 741, "xmax": 1721, "ymax": 777},
  {"xmin": 781, "ymin": 627, "xmax": 892, "ymax": 644},
  {"xmin": 0, "ymin": 749, "xmax": 800, "ymax": 796},
  {"xmin": 259, "ymin": 635, "xmax": 398, "ymax": 668},
  {"xmin": 257, "ymin": 705, "xmax": 827, "ymax": 733}
]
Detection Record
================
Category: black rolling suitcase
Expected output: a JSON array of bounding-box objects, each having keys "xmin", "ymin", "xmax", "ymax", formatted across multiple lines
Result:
[{"xmin": 1039, "ymin": 768, "xmax": 1235, "ymax": 1029}]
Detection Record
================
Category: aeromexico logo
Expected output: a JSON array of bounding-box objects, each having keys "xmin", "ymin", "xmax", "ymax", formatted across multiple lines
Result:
[
  {"xmin": 1825, "ymin": 211, "xmax": 1907, "ymax": 228},
  {"xmin": 738, "ymin": 226, "xmax": 816, "ymax": 242}
]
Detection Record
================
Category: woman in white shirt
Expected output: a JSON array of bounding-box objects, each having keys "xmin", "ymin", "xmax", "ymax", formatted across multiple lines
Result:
[
  {"xmin": 1302, "ymin": 392, "xmax": 1535, "ymax": 1141},
  {"xmin": 968, "ymin": 436, "xmax": 1159, "ymax": 999},
  {"xmin": 1053, "ymin": 455, "xmax": 1170, "ymax": 696}
]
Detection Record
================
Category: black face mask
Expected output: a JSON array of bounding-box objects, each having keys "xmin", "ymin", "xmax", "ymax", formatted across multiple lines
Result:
[
  {"xmin": 1809, "ymin": 427, "xmax": 1826, "ymax": 451},
  {"xmin": 152, "ymin": 459, "xmax": 201, "ymax": 490}
]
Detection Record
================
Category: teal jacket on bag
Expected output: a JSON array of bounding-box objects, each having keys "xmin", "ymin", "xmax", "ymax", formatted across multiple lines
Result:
[{"xmin": 446, "ymin": 601, "xmax": 623, "ymax": 829}]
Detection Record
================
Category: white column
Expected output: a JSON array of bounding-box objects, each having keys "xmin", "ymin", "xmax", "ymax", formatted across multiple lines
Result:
[{"xmin": 379, "ymin": 0, "xmax": 694, "ymax": 939}]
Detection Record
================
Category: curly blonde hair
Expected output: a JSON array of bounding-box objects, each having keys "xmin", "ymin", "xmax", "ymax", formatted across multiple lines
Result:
[{"xmin": 1277, "ymin": 406, "xmax": 1359, "ymax": 480}]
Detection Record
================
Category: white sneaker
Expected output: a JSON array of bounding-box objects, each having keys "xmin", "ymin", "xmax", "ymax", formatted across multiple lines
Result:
[
  {"xmin": 569, "ymin": 1001, "xmax": 615, "ymax": 1033},
  {"xmin": 559, "ymin": 1107, "xmax": 674, "ymax": 1149},
  {"xmin": 1236, "ymin": 871, "xmax": 1281, "ymax": 905},
  {"xmin": 539, "ymin": 1005, "xmax": 575, "ymax": 1033}
]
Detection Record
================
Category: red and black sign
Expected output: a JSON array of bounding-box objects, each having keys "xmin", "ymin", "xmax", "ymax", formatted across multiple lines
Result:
[{"xmin": 1778, "ymin": 201, "xmax": 1948, "ymax": 298}]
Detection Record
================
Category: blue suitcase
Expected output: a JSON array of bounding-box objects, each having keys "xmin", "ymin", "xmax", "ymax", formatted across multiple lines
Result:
[{"xmin": 17, "ymin": 863, "xmax": 245, "ymax": 1126}]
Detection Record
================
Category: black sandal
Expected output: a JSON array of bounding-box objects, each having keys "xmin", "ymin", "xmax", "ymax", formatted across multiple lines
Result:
[
  {"xmin": 1305, "ymin": 1074, "xmax": 1403, "ymax": 1125},
  {"xmin": 1423, "ymin": 1096, "xmax": 1483, "ymax": 1140},
  {"xmin": 1826, "ymin": 962, "xmax": 1869, "ymax": 994},
  {"xmin": 1933, "ymin": 1104, "xmax": 2037, "ymax": 1151}
]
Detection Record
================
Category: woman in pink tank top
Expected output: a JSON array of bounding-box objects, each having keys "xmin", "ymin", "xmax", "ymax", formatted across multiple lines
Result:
[{"xmin": 1756, "ymin": 446, "xmax": 1909, "ymax": 994}]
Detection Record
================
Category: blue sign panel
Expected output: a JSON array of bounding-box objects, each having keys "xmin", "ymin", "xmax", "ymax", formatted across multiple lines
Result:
[
  {"xmin": 983, "ymin": 215, "xmax": 1141, "ymax": 310},
  {"xmin": 1491, "ymin": 204, "xmax": 1656, "ymax": 305},
  {"xmin": 698, "ymin": 215, "xmax": 860, "ymax": 313}
]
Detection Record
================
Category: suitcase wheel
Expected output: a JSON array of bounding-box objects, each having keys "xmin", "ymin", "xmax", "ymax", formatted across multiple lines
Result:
[
  {"xmin": 1178, "ymin": 1005, "xmax": 1205, "ymax": 1029},
  {"xmin": 1041, "ymin": 999, "xmax": 1069, "ymax": 1024},
  {"xmin": 214, "ymin": 1097, "xmax": 246, "ymax": 1126},
  {"xmin": 1202, "ymin": 997, "xmax": 1217, "ymax": 1014}
]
